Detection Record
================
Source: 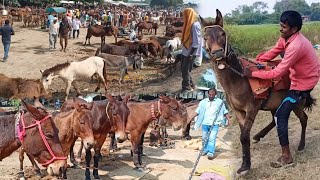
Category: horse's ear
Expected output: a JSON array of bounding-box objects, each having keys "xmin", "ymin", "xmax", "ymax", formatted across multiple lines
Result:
[
  {"xmin": 123, "ymin": 94, "xmax": 131, "ymax": 104},
  {"xmin": 40, "ymin": 70, "xmax": 43, "ymax": 74},
  {"xmin": 159, "ymin": 95, "xmax": 170, "ymax": 103},
  {"xmin": 199, "ymin": 15, "xmax": 210, "ymax": 27},
  {"xmin": 106, "ymin": 94, "xmax": 116, "ymax": 103},
  {"xmin": 22, "ymin": 100, "xmax": 47, "ymax": 120},
  {"xmin": 215, "ymin": 9, "xmax": 223, "ymax": 27}
]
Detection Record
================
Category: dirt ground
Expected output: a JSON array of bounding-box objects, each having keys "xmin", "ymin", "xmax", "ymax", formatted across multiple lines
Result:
[
  {"xmin": 0, "ymin": 22, "xmax": 240, "ymax": 180},
  {"xmin": 1, "ymin": 22, "xmax": 320, "ymax": 180}
]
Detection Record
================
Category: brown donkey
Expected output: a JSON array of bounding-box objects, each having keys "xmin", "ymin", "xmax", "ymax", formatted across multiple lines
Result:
[
  {"xmin": 61, "ymin": 95, "xmax": 130, "ymax": 180},
  {"xmin": 18, "ymin": 102, "xmax": 95, "ymax": 179},
  {"xmin": 0, "ymin": 101, "xmax": 66, "ymax": 177},
  {"xmin": 200, "ymin": 9, "xmax": 315, "ymax": 176},
  {"xmin": 84, "ymin": 24, "xmax": 118, "ymax": 45},
  {"xmin": 112, "ymin": 96, "xmax": 188, "ymax": 169}
]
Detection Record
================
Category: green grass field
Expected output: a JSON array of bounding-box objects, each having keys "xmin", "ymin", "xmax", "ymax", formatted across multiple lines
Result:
[{"xmin": 224, "ymin": 22, "xmax": 320, "ymax": 57}]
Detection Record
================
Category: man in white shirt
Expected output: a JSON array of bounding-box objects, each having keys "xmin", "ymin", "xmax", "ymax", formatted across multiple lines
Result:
[
  {"xmin": 49, "ymin": 19, "xmax": 59, "ymax": 49},
  {"xmin": 72, "ymin": 16, "xmax": 81, "ymax": 39}
]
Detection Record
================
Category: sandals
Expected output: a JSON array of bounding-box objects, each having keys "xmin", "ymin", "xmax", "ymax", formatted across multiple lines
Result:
[{"xmin": 270, "ymin": 156, "xmax": 294, "ymax": 168}]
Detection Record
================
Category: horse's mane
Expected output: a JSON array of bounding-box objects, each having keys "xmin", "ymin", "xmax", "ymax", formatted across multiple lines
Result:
[{"xmin": 42, "ymin": 62, "xmax": 70, "ymax": 77}]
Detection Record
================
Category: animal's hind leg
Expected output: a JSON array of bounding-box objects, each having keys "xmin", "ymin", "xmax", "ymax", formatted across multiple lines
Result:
[
  {"xmin": 71, "ymin": 81, "xmax": 82, "ymax": 96},
  {"xmin": 293, "ymin": 104, "xmax": 308, "ymax": 151},
  {"xmin": 64, "ymin": 81, "xmax": 72, "ymax": 101},
  {"xmin": 253, "ymin": 110, "xmax": 276, "ymax": 143}
]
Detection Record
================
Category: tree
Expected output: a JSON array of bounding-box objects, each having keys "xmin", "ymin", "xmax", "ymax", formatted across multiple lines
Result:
[
  {"xmin": 273, "ymin": 0, "xmax": 310, "ymax": 15},
  {"xmin": 310, "ymin": 3, "xmax": 320, "ymax": 21},
  {"xmin": 150, "ymin": 0, "xmax": 182, "ymax": 7}
]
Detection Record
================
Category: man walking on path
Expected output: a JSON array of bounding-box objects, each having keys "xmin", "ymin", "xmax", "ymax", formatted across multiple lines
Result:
[{"xmin": 0, "ymin": 20, "xmax": 14, "ymax": 62}]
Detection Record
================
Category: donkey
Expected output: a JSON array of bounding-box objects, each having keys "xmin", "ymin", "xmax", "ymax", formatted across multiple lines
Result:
[
  {"xmin": 18, "ymin": 102, "xmax": 95, "ymax": 179},
  {"xmin": 97, "ymin": 53, "xmax": 144, "ymax": 83},
  {"xmin": 200, "ymin": 9, "xmax": 316, "ymax": 176},
  {"xmin": 111, "ymin": 96, "xmax": 188, "ymax": 169},
  {"xmin": 61, "ymin": 95, "xmax": 130, "ymax": 180},
  {"xmin": 0, "ymin": 73, "xmax": 50, "ymax": 108},
  {"xmin": 84, "ymin": 24, "xmax": 118, "ymax": 45},
  {"xmin": 40, "ymin": 56, "xmax": 108, "ymax": 101},
  {"xmin": 0, "ymin": 101, "xmax": 66, "ymax": 177}
]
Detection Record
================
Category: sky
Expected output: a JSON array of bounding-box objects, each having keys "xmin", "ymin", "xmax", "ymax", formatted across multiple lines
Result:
[{"xmin": 185, "ymin": 0, "xmax": 320, "ymax": 17}]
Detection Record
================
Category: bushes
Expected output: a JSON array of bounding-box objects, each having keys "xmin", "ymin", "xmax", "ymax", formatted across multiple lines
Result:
[{"xmin": 223, "ymin": 22, "xmax": 320, "ymax": 57}]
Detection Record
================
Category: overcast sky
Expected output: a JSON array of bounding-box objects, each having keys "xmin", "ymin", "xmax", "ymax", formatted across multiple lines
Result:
[{"xmin": 186, "ymin": 0, "xmax": 320, "ymax": 17}]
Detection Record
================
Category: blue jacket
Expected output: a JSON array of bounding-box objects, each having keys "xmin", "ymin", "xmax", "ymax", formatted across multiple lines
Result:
[{"xmin": 0, "ymin": 25, "xmax": 14, "ymax": 43}]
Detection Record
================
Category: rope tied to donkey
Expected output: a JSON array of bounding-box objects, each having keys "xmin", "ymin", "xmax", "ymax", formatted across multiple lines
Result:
[{"xmin": 188, "ymin": 101, "xmax": 225, "ymax": 180}]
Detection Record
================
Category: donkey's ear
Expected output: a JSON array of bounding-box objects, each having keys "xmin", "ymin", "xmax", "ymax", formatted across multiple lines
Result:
[
  {"xmin": 215, "ymin": 9, "xmax": 223, "ymax": 27},
  {"xmin": 22, "ymin": 100, "xmax": 47, "ymax": 120},
  {"xmin": 40, "ymin": 70, "xmax": 43, "ymax": 74},
  {"xmin": 199, "ymin": 15, "xmax": 210, "ymax": 27},
  {"xmin": 106, "ymin": 94, "xmax": 115, "ymax": 103},
  {"xmin": 159, "ymin": 95, "xmax": 170, "ymax": 103},
  {"xmin": 123, "ymin": 94, "xmax": 131, "ymax": 104}
]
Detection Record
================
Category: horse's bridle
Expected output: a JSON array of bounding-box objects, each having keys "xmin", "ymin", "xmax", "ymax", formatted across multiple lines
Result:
[
  {"xmin": 16, "ymin": 111, "xmax": 67, "ymax": 166},
  {"xmin": 151, "ymin": 100, "xmax": 162, "ymax": 121},
  {"xmin": 204, "ymin": 25, "xmax": 245, "ymax": 77}
]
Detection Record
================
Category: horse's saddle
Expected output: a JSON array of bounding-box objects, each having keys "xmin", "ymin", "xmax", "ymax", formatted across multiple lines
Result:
[{"xmin": 240, "ymin": 58, "xmax": 290, "ymax": 99}]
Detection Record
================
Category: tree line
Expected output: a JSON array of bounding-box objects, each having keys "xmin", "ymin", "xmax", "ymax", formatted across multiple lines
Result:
[{"xmin": 225, "ymin": 0, "xmax": 320, "ymax": 25}]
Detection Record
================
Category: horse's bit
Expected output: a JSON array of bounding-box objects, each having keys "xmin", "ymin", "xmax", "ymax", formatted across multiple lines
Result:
[{"xmin": 16, "ymin": 111, "xmax": 67, "ymax": 166}]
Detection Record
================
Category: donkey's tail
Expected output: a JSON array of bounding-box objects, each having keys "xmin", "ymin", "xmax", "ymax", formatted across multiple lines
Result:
[
  {"xmin": 103, "ymin": 60, "xmax": 108, "ymax": 90},
  {"xmin": 304, "ymin": 94, "xmax": 316, "ymax": 112}
]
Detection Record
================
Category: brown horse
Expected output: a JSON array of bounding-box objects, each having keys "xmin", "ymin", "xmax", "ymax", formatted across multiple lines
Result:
[
  {"xmin": 114, "ymin": 96, "xmax": 188, "ymax": 169},
  {"xmin": 61, "ymin": 95, "xmax": 130, "ymax": 180},
  {"xmin": 200, "ymin": 9, "xmax": 315, "ymax": 176},
  {"xmin": 115, "ymin": 40, "xmax": 149, "ymax": 57},
  {"xmin": 95, "ymin": 43, "xmax": 132, "ymax": 56},
  {"xmin": 0, "ymin": 101, "xmax": 66, "ymax": 177},
  {"xmin": 84, "ymin": 24, "xmax": 118, "ymax": 45},
  {"xmin": 136, "ymin": 21, "xmax": 154, "ymax": 35},
  {"xmin": 0, "ymin": 73, "xmax": 50, "ymax": 107},
  {"xmin": 18, "ymin": 102, "xmax": 95, "ymax": 179}
]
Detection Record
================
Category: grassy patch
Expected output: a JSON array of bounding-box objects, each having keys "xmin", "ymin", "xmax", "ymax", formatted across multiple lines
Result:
[{"xmin": 224, "ymin": 22, "xmax": 320, "ymax": 57}]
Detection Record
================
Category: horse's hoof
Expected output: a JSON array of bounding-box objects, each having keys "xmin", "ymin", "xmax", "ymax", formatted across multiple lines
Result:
[
  {"xmin": 236, "ymin": 166, "xmax": 250, "ymax": 177},
  {"xmin": 252, "ymin": 136, "xmax": 260, "ymax": 143},
  {"xmin": 298, "ymin": 144, "xmax": 305, "ymax": 152}
]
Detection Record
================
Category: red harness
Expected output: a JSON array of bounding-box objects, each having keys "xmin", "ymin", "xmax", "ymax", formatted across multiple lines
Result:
[
  {"xmin": 151, "ymin": 100, "xmax": 162, "ymax": 121},
  {"xmin": 17, "ymin": 111, "xmax": 67, "ymax": 166}
]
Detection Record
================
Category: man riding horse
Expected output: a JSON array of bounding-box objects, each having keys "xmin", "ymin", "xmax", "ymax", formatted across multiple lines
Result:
[{"xmin": 244, "ymin": 11, "xmax": 320, "ymax": 168}]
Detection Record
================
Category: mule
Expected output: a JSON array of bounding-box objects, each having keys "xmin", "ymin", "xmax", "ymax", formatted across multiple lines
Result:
[
  {"xmin": 84, "ymin": 24, "xmax": 118, "ymax": 45},
  {"xmin": 200, "ymin": 9, "xmax": 315, "ymax": 175},
  {"xmin": 112, "ymin": 96, "xmax": 188, "ymax": 169},
  {"xmin": 0, "ymin": 100, "xmax": 66, "ymax": 177},
  {"xmin": 136, "ymin": 21, "xmax": 154, "ymax": 35},
  {"xmin": 95, "ymin": 43, "xmax": 132, "ymax": 56},
  {"xmin": 61, "ymin": 95, "xmax": 130, "ymax": 180},
  {"xmin": 40, "ymin": 56, "xmax": 108, "ymax": 101},
  {"xmin": 115, "ymin": 40, "xmax": 149, "ymax": 57},
  {"xmin": 0, "ymin": 73, "xmax": 50, "ymax": 107},
  {"xmin": 97, "ymin": 53, "xmax": 144, "ymax": 83}
]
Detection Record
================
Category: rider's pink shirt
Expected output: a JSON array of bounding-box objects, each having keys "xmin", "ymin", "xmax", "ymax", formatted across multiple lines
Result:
[{"xmin": 252, "ymin": 32, "xmax": 320, "ymax": 91}]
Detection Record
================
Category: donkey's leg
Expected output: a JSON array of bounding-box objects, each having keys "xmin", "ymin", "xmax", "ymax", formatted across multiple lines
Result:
[
  {"xmin": 293, "ymin": 105, "xmax": 308, "ymax": 151},
  {"xmin": 131, "ymin": 131, "xmax": 144, "ymax": 169},
  {"xmin": 77, "ymin": 141, "xmax": 84, "ymax": 161},
  {"xmin": 26, "ymin": 152, "xmax": 41, "ymax": 177},
  {"xmin": 64, "ymin": 81, "xmax": 72, "ymax": 101},
  {"xmin": 253, "ymin": 111, "xmax": 276, "ymax": 143},
  {"xmin": 85, "ymin": 149, "xmax": 92, "ymax": 180},
  {"xmin": 70, "ymin": 140, "xmax": 80, "ymax": 168},
  {"xmin": 71, "ymin": 81, "xmax": 82, "ymax": 96},
  {"xmin": 236, "ymin": 110, "xmax": 257, "ymax": 175},
  {"xmin": 18, "ymin": 148, "xmax": 26, "ymax": 180},
  {"xmin": 96, "ymin": 73, "xmax": 107, "ymax": 92},
  {"xmin": 92, "ymin": 135, "xmax": 107, "ymax": 179}
]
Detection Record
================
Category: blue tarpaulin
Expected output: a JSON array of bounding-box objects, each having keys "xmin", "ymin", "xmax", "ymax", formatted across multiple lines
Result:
[{"xmin": 46, "ymin": 7, "xmax": 66, "ymax": 13}]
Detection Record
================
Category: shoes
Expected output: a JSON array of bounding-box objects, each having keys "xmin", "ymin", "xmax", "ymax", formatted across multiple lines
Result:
[{"xmin": 207, "ymin": 153, "xmax": 215, "ymax": 160}]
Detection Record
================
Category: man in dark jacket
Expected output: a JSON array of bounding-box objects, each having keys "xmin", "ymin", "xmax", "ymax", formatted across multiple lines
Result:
[{"xmin": 0, "ymin": 20, "xmax": 15, "ymax": 62}]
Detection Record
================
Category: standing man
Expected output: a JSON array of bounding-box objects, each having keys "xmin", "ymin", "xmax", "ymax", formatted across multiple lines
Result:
[
  {"xmin": 72, "ymin": 16, "xmax": 81, "ymax": 39},
  {"xmin": 59, "ymin": 17, "xmax": 71, "ymax": 52},
  {"xmin": 191, "ymin": 88, "xmax": 231, "ymax": 160},
  {"xmin": 49, "ymin": 18, "xmax": 59, "ymax": 49},
  {"xmin": 0, "ymin": 20, "xmax": 15, "ymax": 62},
  {"xmin": 244, "ymin": 11, "xmax": 320, "ymax": 167},
  {"xmin": 181, "ymin": 8, "xmax": 202, "ymax": 91}
]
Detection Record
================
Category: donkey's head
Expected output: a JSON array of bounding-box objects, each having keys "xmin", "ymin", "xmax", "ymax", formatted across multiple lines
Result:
[
  {"xmin": 21, "ymin": 101, "xmax": 66, "ymax": 177},
  {"xmin": 159, "ymin": 96, "xmax": 188, "ymax": 131},
  {"xmin": 106, "ymin": 94, "xmax": 130, "ymax": 143},
  {"xmin": 72, "ymin": 103, "xmax": 95, "ymax": 150},
  {"xmin": 200, "ymin": 9, "xmax": 230, "ymax": 70},
  {"xmin": 132, "ymin": 54, "xmax": 144, "ymax": 70},
  {"xmin": 40, "ymin": 71, "xmax": 56, "ymax": 92}
]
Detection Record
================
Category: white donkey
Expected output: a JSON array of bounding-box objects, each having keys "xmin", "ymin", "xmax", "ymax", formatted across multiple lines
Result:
[
  {"xmin": 162, "ymin": 37, "xmax": 182, "ymax": 63},
  {"xmin": 40, "ymin": 56, "xmax": 107, "ymax": 101}
]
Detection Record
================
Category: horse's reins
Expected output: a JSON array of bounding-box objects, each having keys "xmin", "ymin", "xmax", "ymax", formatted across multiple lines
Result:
[{"xmin": 16, "ymin": 111, "xmax": 67, "ymax": 166}]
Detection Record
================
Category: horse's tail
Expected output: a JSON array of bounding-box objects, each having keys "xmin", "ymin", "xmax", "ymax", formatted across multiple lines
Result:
[{"xmin": 304, "ymin": 94, "xmax": 316, "ymax": 112}]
